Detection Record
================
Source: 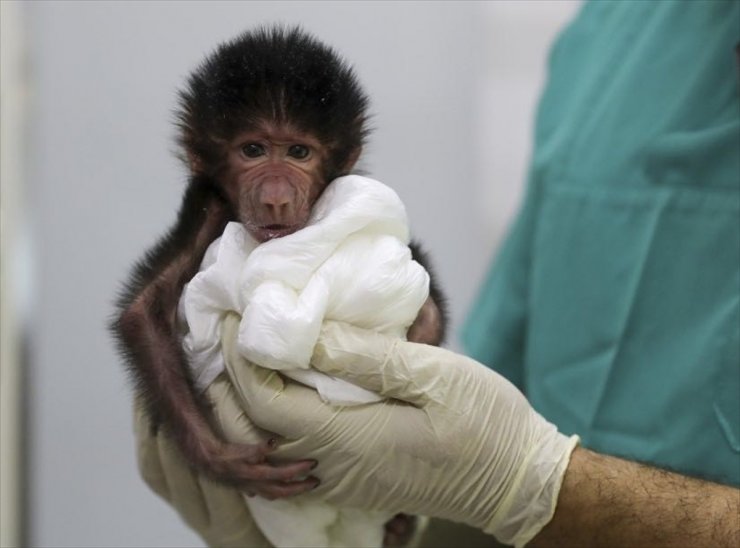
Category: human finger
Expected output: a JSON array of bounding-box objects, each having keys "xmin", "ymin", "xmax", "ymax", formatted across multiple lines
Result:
[
  {"xmin": 194, "ymin": 474, "xmax": 271, "ymax": 547},
  {"xmin": 133, "ymin": 402, "xmax": 171, "ymax": 501},
  {"xmin": 312, "ymin": 320, "xmax": 476, "ymax": 406},
  {"xmin": 155, "ymin": 426, "xmax": 211, "ymax": 531},
  {"xmin": 219, "ymin": 312, "xmax": 339, "ymax": 437}
]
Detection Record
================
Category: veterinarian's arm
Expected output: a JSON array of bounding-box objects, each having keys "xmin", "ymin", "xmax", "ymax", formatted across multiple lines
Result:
[
  {"xmin": 241, "ymin": 322, "xmax": 739, "ymax": 548},
  {"xmin": 136, "ymin": 317, "xmax": 739, "ymax": 547},
  {"xmin": 234, "ymin": 320, "xmax": 574, "ymax": 547}
]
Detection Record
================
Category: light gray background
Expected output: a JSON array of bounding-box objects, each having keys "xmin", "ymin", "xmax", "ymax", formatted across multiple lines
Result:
[{"xmin": 17, "ymin": 1, "xmax": 579, "ymax": 546}]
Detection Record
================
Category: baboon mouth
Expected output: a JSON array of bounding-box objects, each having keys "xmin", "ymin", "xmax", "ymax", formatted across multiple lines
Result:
[{"xmin": 254, "ymin": 224, "xmax": 298, "ymax": 242}]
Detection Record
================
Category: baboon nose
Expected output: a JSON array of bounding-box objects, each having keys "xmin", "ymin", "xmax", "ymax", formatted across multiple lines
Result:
[{"xmin": 261, "ymin": 190, "xmax": 292, "ymax": 222}]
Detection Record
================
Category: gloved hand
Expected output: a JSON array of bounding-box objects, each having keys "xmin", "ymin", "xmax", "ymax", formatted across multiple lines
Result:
[
  {"xmin": 225, "ymin": 317, "xmax": 579, "ymax": 547},
  {"xmin": 134, "ymin": 313, "xmax": 422, "ymax": 547},
  {"xmin": 136, "ymin": 312, "xmax": 577, "ymax": 547},
  {"xmin": 134, "ymin": 391, "xmax": 271, "ymax": 547}
]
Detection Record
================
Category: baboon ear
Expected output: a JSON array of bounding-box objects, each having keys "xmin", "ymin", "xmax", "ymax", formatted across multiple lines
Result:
[{"xmin": 343, "ymin": 146, "xmax": 362, "ymax": 173}]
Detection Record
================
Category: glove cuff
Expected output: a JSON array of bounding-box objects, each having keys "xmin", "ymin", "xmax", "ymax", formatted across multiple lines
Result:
[{"xmin": 485, "ymin": 425, "xmax": 580, "ymax": 547}]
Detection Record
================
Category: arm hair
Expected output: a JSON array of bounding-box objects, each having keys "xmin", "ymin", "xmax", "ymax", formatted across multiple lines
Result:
[{"xmin": 532, "ymin": 447, "xmax": 740, "ymax": 547}]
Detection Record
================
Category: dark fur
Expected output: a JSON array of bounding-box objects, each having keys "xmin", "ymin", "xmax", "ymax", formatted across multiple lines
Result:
[
  {"xmin": 110, "ymin": 179, "xmax": 227, "ymax": 429},
  {"xmin": 409, "ymin": 242, "xmax": 448, "ymax": 345},
  {"xmin": 177, "ymin": 25, "xmax": 370, "ymax": 181},
  {"xmin": 109, "ymin": 25, "xmax": 446, "ymax": 484}
]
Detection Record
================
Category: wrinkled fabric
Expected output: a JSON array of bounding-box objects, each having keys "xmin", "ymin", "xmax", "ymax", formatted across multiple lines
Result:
[
  {"xmin": 179, "ymin": 174, "xmax": 429, "ymax": 405},
  {"xmin": 463, "ymin": 0, "xmax": 740, "ymax": 485},
  {"xmin": 178, "ymin": 175, "xmax": 429, "ymax": 546}
]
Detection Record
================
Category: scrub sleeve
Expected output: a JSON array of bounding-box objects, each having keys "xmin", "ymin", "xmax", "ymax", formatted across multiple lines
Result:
[{"xmin": 463, "ymin": 0, "xmax": 740, "ymax": 485}]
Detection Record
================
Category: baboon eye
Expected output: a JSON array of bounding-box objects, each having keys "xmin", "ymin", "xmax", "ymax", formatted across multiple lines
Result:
[
  {"xmin": 288, "ymin": 144, "xmax": 310, "ymax": 160},
  {"xmin": 242, "ymin": 143, "xmax": 265, "ymax": 158}
]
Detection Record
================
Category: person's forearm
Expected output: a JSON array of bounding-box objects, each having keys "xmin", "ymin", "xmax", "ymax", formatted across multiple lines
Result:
[{"xmin": 532, "ymin": 447, "xmax": 740, "ymax": 547}]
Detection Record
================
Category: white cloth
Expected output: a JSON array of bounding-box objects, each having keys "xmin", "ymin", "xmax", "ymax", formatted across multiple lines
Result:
[{"xmin": 178, "ymin": 175, "xmax": 430, "ymax": 547}]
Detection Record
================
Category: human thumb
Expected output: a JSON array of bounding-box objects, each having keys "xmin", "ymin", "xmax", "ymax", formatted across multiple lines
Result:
[{"xmin": 312, "ymin": 321, "xmax": 459, "ymax": 407}]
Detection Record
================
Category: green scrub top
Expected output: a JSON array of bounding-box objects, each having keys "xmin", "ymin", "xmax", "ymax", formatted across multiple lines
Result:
[{"xmin": 463, "ymin": 0, "xmax": 740, "ymax": 485}]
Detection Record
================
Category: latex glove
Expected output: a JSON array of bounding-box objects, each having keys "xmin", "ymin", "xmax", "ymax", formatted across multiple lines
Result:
[
  {"xmin": 135, "ymin": 315, "xmax": 420, "ymax": 547},
  {"xmin": 226, "ymin": 317, "xmax": 579, "ymax": 547},
  {"xmin": 134, "ymin": 379, "xmax": 273, "ymax": 548}
]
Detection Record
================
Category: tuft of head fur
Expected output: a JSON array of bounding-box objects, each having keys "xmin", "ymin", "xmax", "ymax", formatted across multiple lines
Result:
[{"xmin": 177, "ymin": 25, "xmax": 370, "ymax": 180}]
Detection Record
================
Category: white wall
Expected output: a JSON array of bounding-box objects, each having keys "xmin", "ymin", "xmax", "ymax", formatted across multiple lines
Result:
[
  {"xmin": 20, "ymin": 1, "xmax": 579, "ymax": 546},
  {"xmin": 1, "ymin": 2, "xmax": 30, "ymax": 546}
]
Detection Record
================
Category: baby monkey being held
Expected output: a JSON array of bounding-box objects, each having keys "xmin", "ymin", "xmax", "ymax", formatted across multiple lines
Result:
[{"xmin": 110, "ymin": 25, "xmax": 447, "ymax": 531}]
